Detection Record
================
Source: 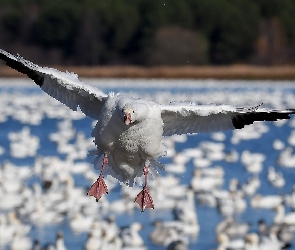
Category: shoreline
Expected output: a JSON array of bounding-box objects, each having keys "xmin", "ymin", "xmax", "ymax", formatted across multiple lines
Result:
[{"xmin": 1, "ymin": 65, "xmax": 295, "ymax": 80}]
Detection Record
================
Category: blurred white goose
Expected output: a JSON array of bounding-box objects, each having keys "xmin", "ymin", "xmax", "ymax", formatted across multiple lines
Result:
[
  {"xmin": 284, "ymin": 185, "xmax": 295, "ymax": 209},
  {"xmin": 172, "ymin": 189, "xmax": 200, "ymax": 236},
  {"xmin": 241, "ymin": 151, "xmax": 264, "ymax": 174},
  {"xmin": 42, "ymin": 231, "xmax": 67, "ymax": 250},
  {"xmin": 267, "ymin": 167, "xmax": 285, "ymax": 188},
  {"xmin": 91, "ymin": 229, "xmax": 122, "ymax": 250},
  {"xmin": 273, "ymin": 139, "xmax": 285, "ymax": 150},
  {"xmin": 251, "ymin": 194, "xmax": 283, "ymax": 209},
  {"xmin": 217, "ymin": 191, "xmax": 247, "ymax": 216},
  {"xmin": 165, "ymin": 153, "xmax": 188, "ymax": 174},
  {"xmin": 211, "ymin": 132, "xmax": 226, "ymax": 141},
  {"xmin": 242, "ymin": 175, "xmax": 260, "ymax": 196},
  {"xmin": 277, "ymin": 147, "xmax": 295, "ymax": 168},
  {"xmin": 0, "ymin": 214, "xmax": 16, "ymax": 245},
  {"xmin": 200, "ymin": 141, "xmax": 225, "ymax": 161},
  {"xmin": 0, "ymin": 191, "xmax": 25, "ymax": 210},
  {"xmin": 1, "ymin": 49, "xmax": 295, "ymax": 212},
  {"xmin": 224, "ymin": 150, "xmax": 239, "ymax": 163},
  {"xmin": 149, "ymin": 188, "xmax": 176, "ymax": 210},
  {"xmin": 216, "ymin": 217, "xmax": 250, "ymax": 239},
  {"xmin": 164, "ymin": 228, "xmax": 189, "ymax": 250},
  {"xmin": 85, "ymin": 232, "xmax": 101, "ymax": 250},
  {"xmin": 100, "ymin": 216, "xmax": 120, "ymax": 242},
  {"xmin": 196, "ymin": 191, "xmax": 217, "ymax": 207},
  {"xmin": 0, "ymin": 146, "xmax": 5, "ymax": 156},
  {"xmin": 8, "ymin": 126, "xmax": 40, "ymax": 158},
  {"xmin": 191, "ymin": 169, "xmax": 223, "ymax": 192},
  {"xmin": 273, "ymin": 204, "xmax": 295, "ymax": 225},
  {"xmin": 231, "ymin": 122, "xmax": 269, "ymax": 144},
  {"xmin": 9, "ymin": 231, "xmax": 32, "ymax": 250},
  {"xmin": 109, "ymin": 193, "xmax": 136, "ymax": 214},
  {"xmin": 288, "ymin": 129, "xmax": 295, "ymax": 146},
  {"xmin": 193, "ymin": 157, "xmax": 212, "ymax": 169},
  {"xmin": 217, "ymin": 233, "xmax": 244, "ymax": 250},
  {"xmin": 121, "ymin": 222, "xmax": 145, "ymax": 249},
  {"xmin": 69, "ymin": 212, "xmax": 94, "ymax": 233},
  {"xmin": 244, "ymin": 232, "xmax": 287, "ymax": 250},
  {"xmin": 7, "ymin": 212, "xmax": 31, "ymax": 237},
  {"xmin": 149, "ymin": 174, "xmax": 180, "ymax": 189},
  {"xmin": 199, "ymin": 166, "xmax": 224, "ymax": 178},
  {"xmin": 56, "ymin": 231, "xmax": 67, "ymax": 250},
  {"xmin": 29, "ymin": 200, "xmax": 64, "ymax": 226},
  {"xmin": 1, "ymin": 161, "xmax": 31, "ymax": 194},
  {"xmin": 149, "ymin": 220, "xmax": 172, "ymax": 246}
]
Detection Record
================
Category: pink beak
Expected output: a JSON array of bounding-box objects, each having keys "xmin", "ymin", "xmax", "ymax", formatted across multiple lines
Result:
[{"xmin": 124, "ymin": 113, "xmax": 131, "ymax": 125}]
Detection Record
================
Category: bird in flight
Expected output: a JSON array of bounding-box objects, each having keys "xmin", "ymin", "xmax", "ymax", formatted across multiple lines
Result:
[{"xmin": 1, "ymin": 49, "xmax": 294, "ymax": 211}]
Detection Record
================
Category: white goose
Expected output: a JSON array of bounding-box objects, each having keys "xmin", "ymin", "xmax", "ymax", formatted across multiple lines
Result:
[
  {"xmin": 121, "ymin": 222, "xmax": 145, "ymax": 249},
  {"xmin": 242, "ymin": 175, "xmax": 260, "ymax": 196},
  {"xmin": 273, "ymin": 204, "xmax": 295, "ymax": 225},
  {"xmin": 277, "ymin": 147, "xmax": 295, "ymax": 168},
  {"xmin": 149, "ymin": 220, "xmax": 172, "ymax": 246},
  {"xmin": 244, "ymin": 232, "xmax": 287, "ymax": 250},
  {"xmin": 84, "ymin": 232, "xmax": 101, "ymax": 250},
  {"xmin": 250, "ymin": 194, "xmax": 283, "ymax": 209},
  {"xmin": 42, "ymin": 231, "xmax": 67, "ymax": 250},
  {"xmin": 9, "ymin": 232, "xmax": 32, "ymax": 250},
  {"xmin": 267, "ymin": 167, "xmax": 285, "ymax": 188},
  {"xmin": 69, "ymin": 212, "xmax": 94, "ymax": 233},
  {"xmin": 216, "ymin": 233, "xmax": 244, "ymax": 250},
  {"xmin": 0, "ymin": 214, "xmax": 16, "ymax": 245},
  {"xmin": 55, "ymin": 231, "xmax": 67, "ymax": 250},
  {"xmin": 284, "ymin": 185, "xmax": 295, "ymax": 209},
  {"xmin": 164, "ymin": 228, "xmax": 189, "ymax": 250},
  {"xmin": 191, "ymin": 169, "xmax": 223, "ymax": 192},
  {"xmin": 1, "ymin": 49, "xmax": 295, "ymax": 211},
  {"xmin": 216, "ymin": 217, "xmax": 250, "ymax": 239}
]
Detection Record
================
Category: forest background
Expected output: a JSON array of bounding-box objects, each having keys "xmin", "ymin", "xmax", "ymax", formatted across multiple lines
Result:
[{"xmin": 0, "ymin": 0, "xmax": 295, "ymax": 78}]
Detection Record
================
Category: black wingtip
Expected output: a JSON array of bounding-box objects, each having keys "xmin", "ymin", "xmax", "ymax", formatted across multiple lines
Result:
[
  {"xmin": 232, "ymin": 115, "xmax": 245, "ymax": 129},
  {"xmin": 0, "ymin": 49, "xmax": 44, "ymax": 87},
  {"xmin": 232, "ymin": 111, "xmax": 294, "ymax": 129}
]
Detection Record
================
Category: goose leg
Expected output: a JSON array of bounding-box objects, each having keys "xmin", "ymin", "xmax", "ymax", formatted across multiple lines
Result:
[
  {"xmin": 135, "ymin": 166, "xmax": 154, "ymax": 212},
  {"xmin": 87, "ymin": 154, "xmax": 109, "ymax": 201}
]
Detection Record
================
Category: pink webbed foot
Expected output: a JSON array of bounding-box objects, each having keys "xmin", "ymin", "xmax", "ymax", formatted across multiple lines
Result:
[
  {"xmin": 135, "ymin": 186, "xmax": 154, "ymax": 212},
  {"xmin": 87, "ymin": 175, "xmax": 108, "ymax": 201},
  {"xmin": 135, "ymin": 166, "xmax": 154, "ymax": 212},
  {"xmin": 87, "ymin": 154, "xmax": 109, "ymax": 201}
]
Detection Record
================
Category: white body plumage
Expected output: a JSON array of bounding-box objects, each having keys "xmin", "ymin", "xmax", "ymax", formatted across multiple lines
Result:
[{"xmin": 92, "ymin": 94, "xmax": 166, "ymax": 185}]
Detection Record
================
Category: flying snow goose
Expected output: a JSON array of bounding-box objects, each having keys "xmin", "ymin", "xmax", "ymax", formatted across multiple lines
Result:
[{"xmin": 1, "ymin": 49, "xmax": 295, "ymax": 212}]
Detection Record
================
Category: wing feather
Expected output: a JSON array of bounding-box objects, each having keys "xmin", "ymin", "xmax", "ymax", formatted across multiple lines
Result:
[
  {"xmin": 0, "ymin": 49, "xmax": 107, "ymax": 120},
  {"xmin": 161, "ymin": 103, "xmax": 295, "ymax": 136}
]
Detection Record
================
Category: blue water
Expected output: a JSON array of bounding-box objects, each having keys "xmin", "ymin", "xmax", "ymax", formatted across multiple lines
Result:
[{"xmin": 1, "ymin": 79, "xmax": 295, "ymax": 249}]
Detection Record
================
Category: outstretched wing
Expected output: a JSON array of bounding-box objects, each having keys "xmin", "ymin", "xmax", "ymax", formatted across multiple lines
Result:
[
  {"xmin": 0, "ymin": 49, "xmax": 108, "ymax": 120},
  {"xmin": 160, "ymin": 102, "xmax": 295, "ymax": 136}
]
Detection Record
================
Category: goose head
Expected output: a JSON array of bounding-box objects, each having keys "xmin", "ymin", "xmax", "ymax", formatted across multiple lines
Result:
[{"xmin": 121, "ymin": 102, "xmax": 149, "ymax": 126}]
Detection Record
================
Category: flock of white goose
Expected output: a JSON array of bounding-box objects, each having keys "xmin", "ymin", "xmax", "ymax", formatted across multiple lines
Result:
[{"xmin": 1, "ymin": 79, "xmax": 295, "ymax": 249}]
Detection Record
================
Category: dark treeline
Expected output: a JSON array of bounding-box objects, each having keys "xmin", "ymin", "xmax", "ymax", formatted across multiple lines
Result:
[{"xmin": 0, "ymin": 0, "xmax": 295, "ymax": 66}]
